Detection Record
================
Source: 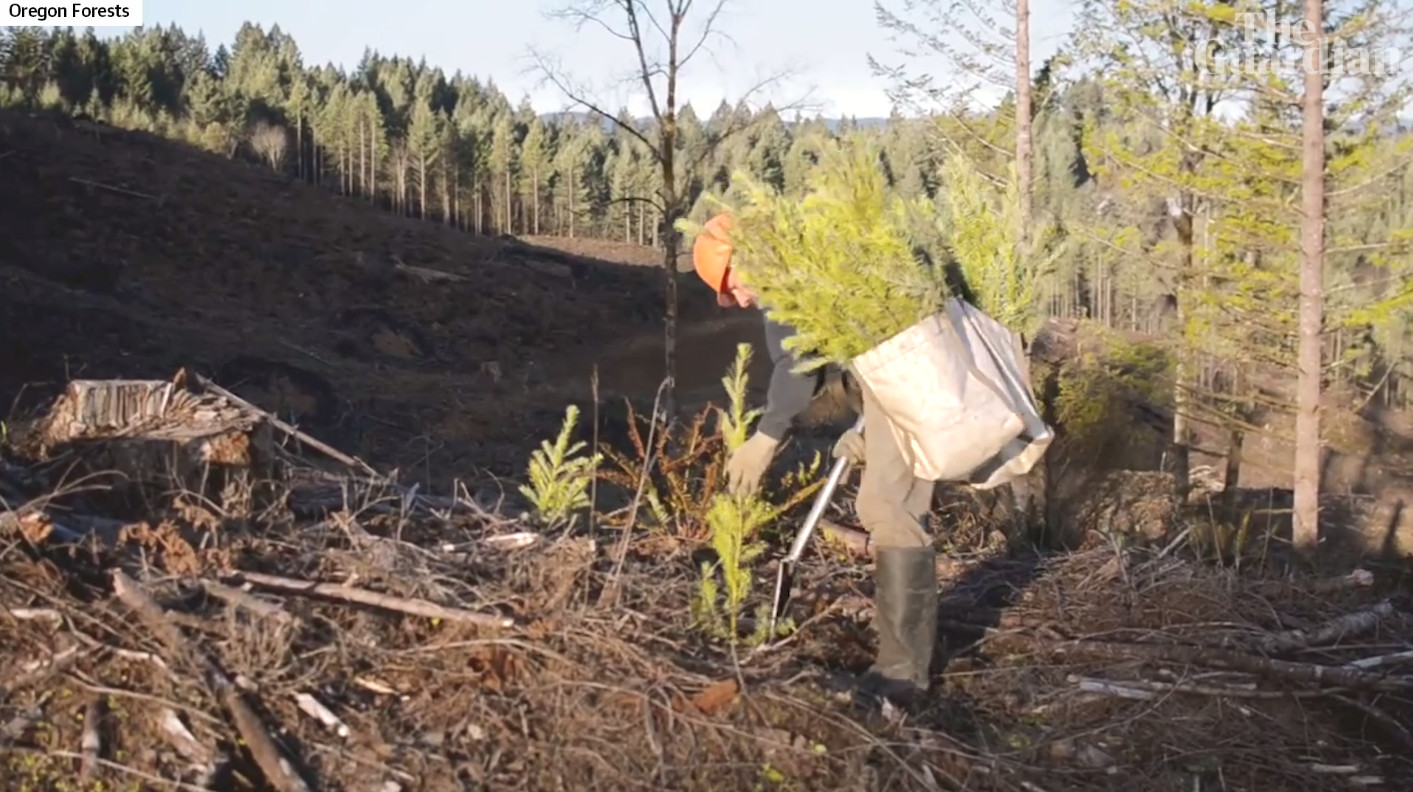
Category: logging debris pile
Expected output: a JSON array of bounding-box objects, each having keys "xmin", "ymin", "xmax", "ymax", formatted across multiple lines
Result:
[{"xmin": 2, "ymin": 374, "xmax": 1412, "ymax": 792}]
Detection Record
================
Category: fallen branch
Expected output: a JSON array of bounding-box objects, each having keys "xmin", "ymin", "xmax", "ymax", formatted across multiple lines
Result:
[
  {"xmin": 277, "ymin": 339, "xmax": 338, "ymax": 368},
  {"xmin": 1344, "ymin": 649, "xmax": 1413, "ymax": 671},
  {"xmin": 480, "ymin": 531, "xmax": 541, "ymax": 551},
  {"xmin": 4, "ymin": 607, "xmax": 63, "ymax": 622},
  {"xmin": 293, "ymin": 692, "xmax": 349, "ymax": 738},
  {"xmin": 1252, "ymin": 568, "xmax": 1373, "ymax": 596},
  {"xmin": 352, "ymin": 676, "xmax": 400, "ymax": 696},
  {"xmin": 229, "ymin": 569, "xmax": 515, "ymax": 628},
  {"xmin": 1330, "ymin": 693, "xmax": 1413, "ymax": 752},
  {"xmin": 1308, "ymin": 764, "xmax": 1369, "ymax": 775},
  {"xmin": 1069, "ymin": 674, "xmax": 1336, "ymax": 700},
  {"xmin": 194, "ymin": 373, "xmax": 379, "ymax": 478},
  {"xmin": 1256, "ymin": 600, "xmax": 1396, "ymax": 654},
  {"xmin": 393, "ymin": 259, "xmax": 468, "ymax": 283},
  {"xmin": 7, "ymin": 644, "xmax": 84, "ymax": 693},
  {"xmin": 199, "ymin": 580, "xmax": 294, "ymax": 623},
  {"xmin": 156, "ymin": 705, "xmax": 226, "ymax": 787},
  {"xmin": 77, "ymin": 695, "xmax": 103, "ymax": 785},
  {"xmin": 978, "ymin": 625, "xmax": 1413, "ymax": 692},
  {"xmin": 110, "ymin": 570, "xmax": 314, "ymax": 792},
  {"xmin": 69, "ymin": 177, "xmax": 155, "ymax": 200},
  {"xmin": 0, "ymin": 747, "xmax": 216, "ymax": 792},
  {"xmin": 157, "ymin": 707, "xmax": 212, "ymax": 765}
]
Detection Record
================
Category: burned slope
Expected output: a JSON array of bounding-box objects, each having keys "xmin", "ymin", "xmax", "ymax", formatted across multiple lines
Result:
[{"xmin": 0, "ymin": 111, "xmax": 679, "ymax": 479}]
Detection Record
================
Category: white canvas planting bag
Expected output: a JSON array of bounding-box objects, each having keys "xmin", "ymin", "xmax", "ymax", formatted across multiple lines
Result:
[{"xmin": 849, "ymin": 297, "xmax": 1053, "ymax": 488}]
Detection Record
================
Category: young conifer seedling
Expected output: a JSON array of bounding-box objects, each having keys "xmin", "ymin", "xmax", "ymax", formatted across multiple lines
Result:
[
  {"xmin": 692, "ymin": 343, "xmax": 778, "ymax": 644},
  {"xmin": 519, "ymin": 404, "xmax": 602, "ymax": 531}
]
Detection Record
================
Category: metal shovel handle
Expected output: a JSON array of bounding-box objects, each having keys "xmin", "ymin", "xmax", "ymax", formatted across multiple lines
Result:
[
  {"xmin": 783, "ymin": 414, "xmax": 865, "ymax": 565},
  {"xmin": 768, "ymin": 415, "xmax": 866, "ymax": 638}
]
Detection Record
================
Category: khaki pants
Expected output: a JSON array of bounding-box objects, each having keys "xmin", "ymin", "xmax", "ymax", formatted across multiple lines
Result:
[{"xmin": 855, "ymin": 384, "xmax": 936, "ymax": 549}]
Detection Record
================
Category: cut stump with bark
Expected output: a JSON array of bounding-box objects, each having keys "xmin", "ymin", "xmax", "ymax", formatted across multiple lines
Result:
[{"xmin": 27, "ymin": 371, "xmax": 279, "ymax": 515}]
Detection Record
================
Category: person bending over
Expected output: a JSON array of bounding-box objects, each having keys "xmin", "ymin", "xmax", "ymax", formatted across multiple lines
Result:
[{"xmin": 691, "ymin": 212, "xmax": 938, "ymax": 703}]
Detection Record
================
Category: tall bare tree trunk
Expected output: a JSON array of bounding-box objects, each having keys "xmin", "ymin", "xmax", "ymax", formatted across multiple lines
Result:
[
  {"xmin": 1015, "ymin": 0, "xmax": 1032, "ymax": 254},
  {"xmin": 396, "ymin": 151, "xmax": 408, "ymax": 216},
  {"xmin": 1165, "ymin": 155, "xmax": 1203, "ymax": 501},
  {"xmin": 1294, "ymin": 0, "xmax": 1326, "ymax": 556},
  {"xmin": 569, "ymin": 166, "xmax": 577, "ymax": 238},
  {"xmin": 445, "ymin": 166, "xmax": 453, "ymax": 226},
  {"xmin": 504, "ymin": 171, "xmax": 513, "ymax": 234},
  {"xmin": 419, "ymin": 154, "xmax": 428, "ymax": 219},
  {"xmin": 296, "ymin": 114, "xmax": 303, "ymax": 181}
]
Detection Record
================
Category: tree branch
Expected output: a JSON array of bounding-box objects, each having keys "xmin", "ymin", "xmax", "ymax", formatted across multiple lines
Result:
[
  {"xmin": 677, "ymin": 0, "xmax": 730, "ymax": 69},
  {"xmin": 620, "ymin": 0, "xmax": 666, "ymax": 123},
  {"xmin": 527, "ymin": 46, "xmax": 663, "ymax": 159}
]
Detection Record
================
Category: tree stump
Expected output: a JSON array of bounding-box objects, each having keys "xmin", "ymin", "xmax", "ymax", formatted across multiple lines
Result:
[{"xmin": 30, "ymin": 372, "xmax": 278, "ymax": 516}]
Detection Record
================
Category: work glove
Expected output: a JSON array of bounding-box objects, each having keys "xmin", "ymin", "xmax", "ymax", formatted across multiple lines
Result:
[
  {"xmin": 724, "ymin": 432, "xmax": 780, "ymax": 496},
  {"xmin": 832, "ymin": 427, "xmax": 865, "ymax": 465}
]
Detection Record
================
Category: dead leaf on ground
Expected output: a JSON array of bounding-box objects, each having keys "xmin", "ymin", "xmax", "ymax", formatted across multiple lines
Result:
[
  {"xmin": 17, "ymin": 513, "xmax": 54, "ymax": 544},
  {"xmin": 688, "ymin": 678, "xmax": 739, "ymax": 716}
]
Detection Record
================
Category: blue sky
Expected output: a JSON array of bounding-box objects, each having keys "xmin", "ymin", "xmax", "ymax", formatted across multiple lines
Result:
[{"xmin": 97, "ymin": 0, "xmax": 1077, "ymax": 117}]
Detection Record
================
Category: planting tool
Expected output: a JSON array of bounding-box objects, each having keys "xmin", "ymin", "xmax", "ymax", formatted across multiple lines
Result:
[{"xmin": 767, "ymin": 415, "xmax": 865, "ymax": 638}]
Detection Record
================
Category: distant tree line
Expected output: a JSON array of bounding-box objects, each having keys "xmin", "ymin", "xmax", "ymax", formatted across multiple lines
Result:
[{"xmin": 0, "ymin": 23, "xmax": 922, "ymax": 244}]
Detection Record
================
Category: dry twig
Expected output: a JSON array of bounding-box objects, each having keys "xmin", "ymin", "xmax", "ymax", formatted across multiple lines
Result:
[
  {"xmin": 228, "ymin": 569, "xmax": 515, "ymax": 628},
  {"xmin": 962, "ymin": 623, "xmax": 1413, "ymax": 691},
  {"xmin": 194, "ymin": 373, "xmax": 379, "ymax": 478},
  {"xmin": 199, "ymin": 579, "xmax": 294, "ymax": 623},
  {"xmin": 69, "ymin": 176, "xmax": 155, "ymax": 200},
  {"xmin": 109, "ymin": 570, "xmax": 314, "ymax": 792}
]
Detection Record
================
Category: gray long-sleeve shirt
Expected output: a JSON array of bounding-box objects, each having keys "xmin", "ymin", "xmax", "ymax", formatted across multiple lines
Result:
[{"xmin": 756, "ymin": 314, "xmax": 825, "ymax": 441}]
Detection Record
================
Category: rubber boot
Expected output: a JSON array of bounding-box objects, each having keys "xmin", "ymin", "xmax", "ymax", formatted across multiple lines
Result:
[{"xmin": 860, "ymin": 546, "xmax": 939, "ymax": 705}]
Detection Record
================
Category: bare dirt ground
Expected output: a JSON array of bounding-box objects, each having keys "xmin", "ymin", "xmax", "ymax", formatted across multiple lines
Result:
[
  {"xmin": 3, "ymin": 111, "xmax": 1413, "ymax": 791},
  {"xmin": 0, "ymin": 111, "xmax": 731, "ymax": 491}
]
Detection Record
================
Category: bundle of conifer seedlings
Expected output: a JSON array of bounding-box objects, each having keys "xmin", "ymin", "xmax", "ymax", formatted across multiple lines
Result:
[
  {"xmin": 681, "ymin": 139, "xmax": 951, "ymax": 374},
  {"xmin": 680, "ymin": 137, "xmax": 1055, "ymax": 487}
]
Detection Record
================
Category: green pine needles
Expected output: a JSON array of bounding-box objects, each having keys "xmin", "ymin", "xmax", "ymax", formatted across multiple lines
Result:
[
  {"xmin": 939, "ymin": 155, "xmax": 1064, "ymax": 340},
  {"xmin": 518, "ymin": 404, "xmax": 602, "ymax": 531},
  {"xmin": 716, "ymin": 341, "xmax": 762, "ymax": 452},
  {"xmin": 692, "ymin": 343, "xmax": 785, "ymax": 646},
  {"xmin": 677, "ymin": 137, "xmax": 1059, "ymax": 368},
  {"xmin": 681, "ymin": 139, "xmax": 950, "ymax": 374}
]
